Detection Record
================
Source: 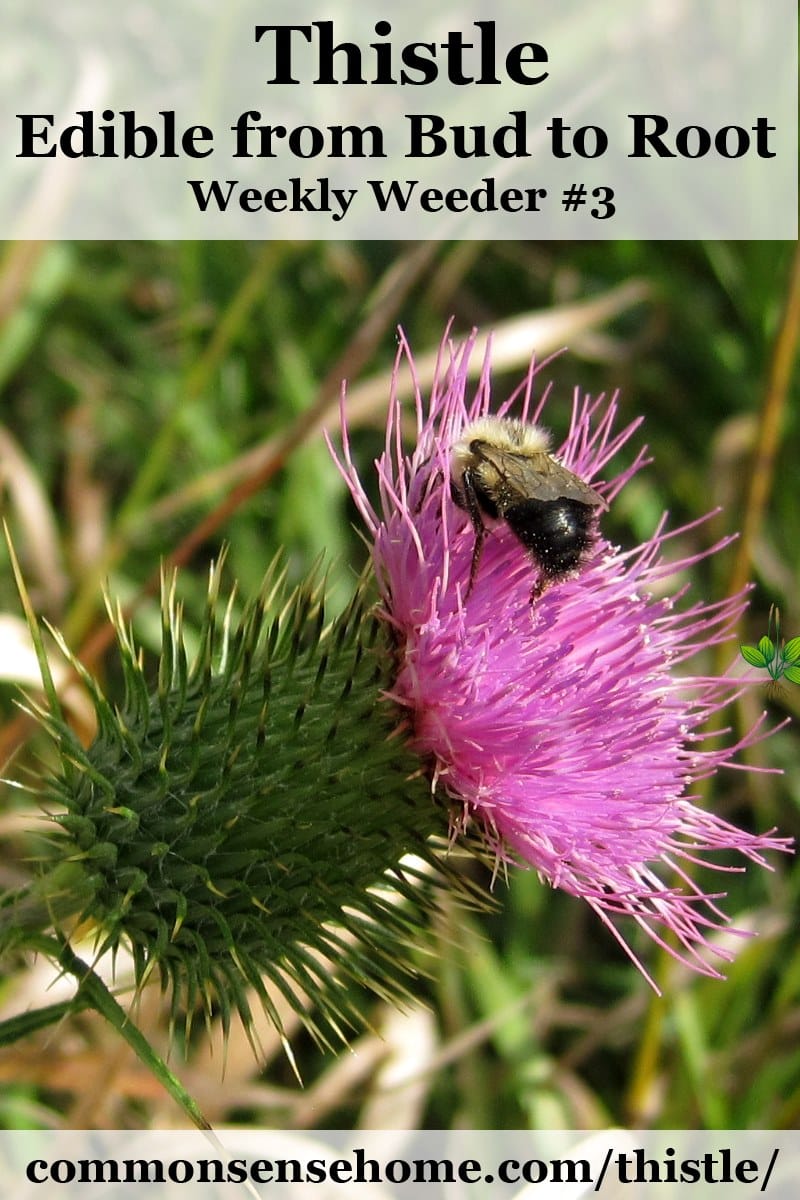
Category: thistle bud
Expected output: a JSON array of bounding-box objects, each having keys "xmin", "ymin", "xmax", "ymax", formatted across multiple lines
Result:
[{"xmin": 9, "ymin": 558, "xmax": 460, "ymax": 1046}]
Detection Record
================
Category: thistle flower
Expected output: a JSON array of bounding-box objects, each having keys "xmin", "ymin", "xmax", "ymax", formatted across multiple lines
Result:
[{"xmin": 331, "ymin": 329, "xmax": 791, "ymax": 986}]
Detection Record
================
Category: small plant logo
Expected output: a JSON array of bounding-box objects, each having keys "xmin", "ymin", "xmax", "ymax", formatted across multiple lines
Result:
[{"xmin": 740, "ymin": 606, "xmax": 800, "ymax": 692}]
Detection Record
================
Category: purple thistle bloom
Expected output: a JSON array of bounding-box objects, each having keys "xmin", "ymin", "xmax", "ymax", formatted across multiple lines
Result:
[{"xmin": 330, "ymin": 329, "xmax": 791, "ymax": 987}]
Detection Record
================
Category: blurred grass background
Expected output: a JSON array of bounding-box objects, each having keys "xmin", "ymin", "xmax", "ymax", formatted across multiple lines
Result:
[{"xmin": 0, "ymin": 238, "xmax": 798, "ymax": 1131}]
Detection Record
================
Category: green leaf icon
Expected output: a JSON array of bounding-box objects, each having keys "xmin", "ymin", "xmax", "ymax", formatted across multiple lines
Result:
[
  {"xmin": 782, "ymin": 664, "xmax": 800, "ymax": 684},
  {"xmin": 740, "ymin": 644, "xmax": 768, "ymax": 668},
  {"xmin": 758, "ymin": 636, "xmax": 776, "ymax": 663},
  {"xmin": 782, "ymin": 636, "xmax": 800, "ymax": 664}
]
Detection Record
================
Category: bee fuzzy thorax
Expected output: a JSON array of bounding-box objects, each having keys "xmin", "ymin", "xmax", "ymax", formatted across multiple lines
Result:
[{"xmin": 450, "ymin": 417, "xmax": 552, "ymax": 476}]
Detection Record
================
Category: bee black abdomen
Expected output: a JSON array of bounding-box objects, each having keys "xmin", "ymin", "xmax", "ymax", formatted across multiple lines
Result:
[{"xmin": 504, "ymin": 498, "xmax": 595, "ymax": 579}]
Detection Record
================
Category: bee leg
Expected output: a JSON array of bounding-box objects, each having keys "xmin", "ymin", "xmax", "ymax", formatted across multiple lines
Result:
[
  {"xmin": 468, "ymin": 528, "xmax": 488, "ymax": 597},
  {"xmin": 529, "ymin": 576, "xmax": 547, "ymax": 605},
  {"xmin": 460, "ymin": 468, "xmax": 487, "ymax": 596}
]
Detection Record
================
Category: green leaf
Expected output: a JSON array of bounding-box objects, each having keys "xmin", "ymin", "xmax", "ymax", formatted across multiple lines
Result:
[
  {"xmin": 758, "ymin": 636, "xmax": 776, "ymax": 663},
  {"xmin": 0, "ymin": 995, "xmax": 92, "ymax": 1046},
  {"xmin": 27, "ymin": 934, "xmax": 214, "ymax": 1132},
  {"xmin": 782, "ymin": 664, "xmax": 800, "ymax": 684},
  {"xmin": 740, "ymin": 644, "xmax": 768, "ymax": 668},
  {"xmin": 782, "ymin": 636, "xmax": 800, "ymax": 664}
]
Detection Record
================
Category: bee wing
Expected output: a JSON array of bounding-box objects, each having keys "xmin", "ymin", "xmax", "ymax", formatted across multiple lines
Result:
[
  {"xmin": 482, "ymin": 447, "xmax": 607, "ymax": 508},
  {"xmin": 530, "ymin": 453, "xmax": 608, "ymax": 507}
]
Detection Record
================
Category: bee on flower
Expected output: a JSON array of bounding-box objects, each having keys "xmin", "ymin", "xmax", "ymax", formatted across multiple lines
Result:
[{"xmin": 330, "ymin": 328, "xmax": 791, "ymax": 988}]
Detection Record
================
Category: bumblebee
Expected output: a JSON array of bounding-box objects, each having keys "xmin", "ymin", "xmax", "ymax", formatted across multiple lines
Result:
[{"xmin": 450, "ymin": 416, "xmax": 606, "ymax": 598}]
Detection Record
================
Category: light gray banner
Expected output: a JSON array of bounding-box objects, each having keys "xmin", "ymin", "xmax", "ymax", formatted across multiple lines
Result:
[
  {"xmin": 1, "ymin": 1130, "xmax": 796, "ymax": 1197},
  {"xmin": 2, "ymin": 0, "xmax": 797, "ymax": 238}
]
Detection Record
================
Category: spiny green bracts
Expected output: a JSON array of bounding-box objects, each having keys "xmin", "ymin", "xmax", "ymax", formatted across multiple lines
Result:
[{"xmin": 4, "ymin": 557, "xmax": 465, "ymax": 1050}]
